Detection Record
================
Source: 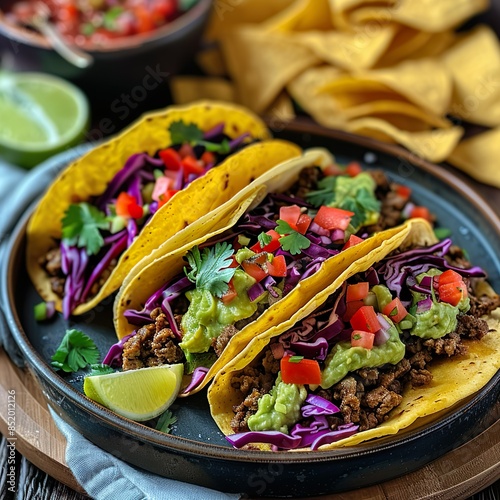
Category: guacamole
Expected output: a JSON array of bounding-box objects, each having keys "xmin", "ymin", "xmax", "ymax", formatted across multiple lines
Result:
[
  {"xmin": 248, "ymin": 374, "xmax": 307, "ymax": 433},
  {"xmin": 321, "ymin": 319, "xmax": 405, "ymax": 389},
  {"xmin": 179, "ymin": 270, "xmax": 257, "ymax": 354}
]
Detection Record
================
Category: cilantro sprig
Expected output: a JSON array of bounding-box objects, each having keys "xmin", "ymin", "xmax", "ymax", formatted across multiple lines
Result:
[
  {"xmin": 156, "ymin": 410, "xmax": 177, "ymax": 434},
  {"xmin": 168, "ymin": 121, "xmax": 231, "ymax": 155},
  {"xmin": 87, "ymin": 364, "xmax": 115, "ymax": 377},
  {"xmin": 275, "ymin": 220, "xmax": 311, "ymax": 255},
  {"xmin": 185, "ymin": 242, "xmax": 236, "ymax": 297},
  {"xmin": 51, "ymin": 329, "xmax": 100, "ymax": 373},
  {"xmin": 62, "ymin": 202, "xmax": 109, "ymax": 256}
]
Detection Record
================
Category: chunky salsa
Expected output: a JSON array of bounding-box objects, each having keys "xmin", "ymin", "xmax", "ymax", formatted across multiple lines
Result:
[{"xmin": 5, "ymin": 0, "xmax": 196, "ymax": 46}]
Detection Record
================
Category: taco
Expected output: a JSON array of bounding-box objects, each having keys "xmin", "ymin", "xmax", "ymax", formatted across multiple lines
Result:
[
  {"xmin": 26, "ymin": 101, "xmax": 302, "ymax": 318},
  {"xmin": 208, "ymin": 219, "xmax": 500, "ymax": 451},
  {"xmin": 112, "ymin": 148, "xmax": 436, "ymax": 395}
]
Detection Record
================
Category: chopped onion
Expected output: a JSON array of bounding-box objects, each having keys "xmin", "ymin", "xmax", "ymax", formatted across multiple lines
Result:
[
  {"xmin": 248, "ymin": 282, "xmax": 266, "ymax": 302},
  {"xmin": 290, "ymin": 337, "xmax": 329, "ymax": 361},
  {"xmin": 416, "ymin": 296, "xmax": 433, "ymax": 313}
]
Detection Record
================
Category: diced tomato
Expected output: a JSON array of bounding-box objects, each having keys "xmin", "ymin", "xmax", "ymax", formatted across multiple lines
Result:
[
  {"xmin": 250, "ymin": 230, "xmax": 281, "ymax": 253},
  {"xmin": 350, "ymin": 305, "xmax": 380, "ymax": 333},
  {"xmin": 221, "ymin": 279, "xmax": 238, "ymax": 304},
  {"xmin": 152, "ymin": 176, "xmax": 173, "ymax": 202},
  {"xmin": 409, "ymin": 205, "xmax": 433, "ymax": 222},
  {"xmin": 134, "ymin": 5, "xmax": 155, "ymax": 33},
  {"xmin": 159, "ymin": 148, "xmax": 182, "ymax": 170},
  {"xmin": 382, "ymin": 298, "xmax": 408, "ymax": 323},
  {"xmin": 438, "ymin": 281, "xmax": 467, "ymax": 306},
  {"xmin": 396, "ymin": 184, "xmax": 412, "ymax": 199},
  {"xmin": 201, "ymin": 151, "xmax": 216, "ymax": 165},
  {"xmin": 157, "ymin": 189, "xmax": 179, "ymax": 208},
  {"xmin": 296, "ymin": 213, "xmax": 312, "ymax": 235},
  {"xmin": 351, "ymin": 330, "xmax": 375, "ymax": 349},
  {"xmin": 281, "ymin": 356, "xmax": 321, "ymax": 385},
  {"xmin": 241, "ymin": 255, "xmax": 268, "ymax": 282},
  {"xmin": 181, "ymin": 156, "xmax": 205, "ymax": 180},
  {"xmin": 314, "ymin": 206, "xmax": 354, "ymax": 231},
  {"xmin": 279, "ymin": 205, "xmax": 302, "ymax": 231},
  {"xmin": 345, "ymin": 162, "xmax": 362, "ymax": 177},
  {"xmin": 323, "ymin": 163, "xmax": 344, "ymax": 176},
  {"xmin": 343, "ymin": 300, "xmax": 364, "ymax": 322},
  {"xmin": 436, "ymin": 269, "xmax": 463, "ymax": 286},
  {"xmin": 228, "ymin": 256, "xmax": 239, "ymax": 268},
  {"xmin": 178, "ymin": 143, "xmax": 195, "ymax": 159},
  {"xmin": 342, "ymin": 234, "xmax": 364, "ymax": 250},
  {"xmin": 346, "ymin": 282, "xmax": 370, "ymax": 302},
  {"xmin": 267, "ymin": 255, "xmax": 287, "ymax": 277},
  {"xmin": 115, "ymin": 192, "xmax": 143, "ymax": 219}
]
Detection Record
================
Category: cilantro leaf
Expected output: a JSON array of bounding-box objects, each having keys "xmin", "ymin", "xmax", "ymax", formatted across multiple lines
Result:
[
  {"xmin": 51, "ymin": 329, "xmax": 100, "ymax": 373},
  {"xmin": 87, "ymin": 364, "xmax": 115, "ymax": 377},
  {"xmin": 306, "ymin": 176, "xmax": 337, "ymax": 207},
  {"xmin": 62, "ymin": 203, "xmax": 109, "ymax": 256},
  {"xmin": 275, "ymin": 220, "xmax": 311, "ymax": 255},
  {"xmin": 156, "ymin": 409, "xmax": 177, "ymax": 434},
  {"xmin": 258, "ymin": 232, "xmax": 272, "ymax": 248},
  {"xmin": 184, "ymin": 242, "xmax": 236, "ymax": 297},
  {"xmin": 169, "ymin": 121, "xmax": 204, "ymax": 145}
]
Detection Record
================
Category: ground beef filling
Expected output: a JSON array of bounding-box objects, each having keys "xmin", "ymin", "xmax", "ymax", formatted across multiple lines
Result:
[
  {"xmin": 122, "ymin": 309, "xmax": 243, "ymax": 371},
  {"xmin": 39, "ymin": 246, "xmax": 118, "ymax": 300},
  {"xmin": 229, "ymin": 304, "xmax": 495, "ymax": 435},
  {"xmin": 122, "ymin": 308, "xmax": 184, "ymax": 370}
]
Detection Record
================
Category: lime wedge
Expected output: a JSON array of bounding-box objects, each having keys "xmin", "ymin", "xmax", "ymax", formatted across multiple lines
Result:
[
  {"xmin": 83, "ymin": 364, "xmax": 184, "ymax": 421},
  {"xmin": 0, "ymin": 71, "xmax": 89, "ymax": 168}
]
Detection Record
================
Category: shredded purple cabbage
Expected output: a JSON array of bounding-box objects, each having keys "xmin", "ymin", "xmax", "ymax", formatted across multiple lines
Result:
[
  {"xmin": 301, "ymin": 395, "xmax": 340, "ymax": 416},
  {"xmin": 180, "ymin": 367, "xmax": 209, "ymax": 394}
]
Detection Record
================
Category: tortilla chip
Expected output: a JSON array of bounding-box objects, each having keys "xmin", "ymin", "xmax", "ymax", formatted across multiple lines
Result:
[
  {"xmin": 341, "ymin": 100, "xmax": 453, "ymax": 130},
  {"xmin": 170, "ymin": 77, "xmax": 236, "ymax": 105},
  {"xmin": 294, "ymin": 24, "xmax": 396, "ymax": 70},
  {"xmin": 287, "ymin": 66, "xmax": 346, "ymax": 129},
  {"xmin": 220, "ymin": 26, "xmax": 321, "ymax": 113},
  {"xmin": 205, "ymin": 0, "xmax": 295, "ymax": 42},
  {"xmin": 195, "ymin": 45, "xmax": 227, "ymax": 77},
  {"xmin": 442, "ymin": 25, "xmax": 500, "ymax": 127},
  {"xmin": 346, "ymin": 117, "xmax": 463, "ymax": 162},
  {"xmin": 264, "ymin": 92, "xmax": 297, "ymax": 125},
  {"xmin": 264, "ymin": 0, "xmax": 334, "ymax": 32},
  {"xmin": 355, "ymin": 0, "xmax": 489, "ymax": 32},
  {"xmin": 448, "ymin": 128, "xmax": 500, "ymax": 189},
  {"xmin": 322, "ymin": 59, "xmax": 452, "ymax": 116}
]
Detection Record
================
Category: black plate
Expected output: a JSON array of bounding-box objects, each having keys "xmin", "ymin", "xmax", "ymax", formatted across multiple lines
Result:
[{"xmin": 3, "ymin": 123, "xmax": 500, "ymax": 497}]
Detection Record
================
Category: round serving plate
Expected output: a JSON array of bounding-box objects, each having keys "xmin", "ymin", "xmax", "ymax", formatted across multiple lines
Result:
[{"xmin": 2, "ymin": 123, "xmax": 500, "ymax": 498}]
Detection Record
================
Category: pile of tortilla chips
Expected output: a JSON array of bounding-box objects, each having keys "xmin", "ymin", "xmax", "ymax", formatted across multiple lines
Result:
[{"xmin": 170, "ymin": 0, "xmax": 500, "ymax": 188}]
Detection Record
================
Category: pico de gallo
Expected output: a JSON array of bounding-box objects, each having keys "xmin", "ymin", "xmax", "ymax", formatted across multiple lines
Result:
[{"xmin": 5, "ymin": 0, "xmax": 197, "ymax": 46}]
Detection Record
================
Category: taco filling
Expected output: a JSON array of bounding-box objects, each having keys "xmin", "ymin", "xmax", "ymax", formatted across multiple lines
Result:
[
  {"xmin": 118, "ymin": 161, "xmax": 433, "ymax": 387},
  {"xmin": 38, "ymin": 121, "xmax": 255, "ymax": 318},
  {"xmin": 223, "ymin": 238, "xmax": 499, "ymax": 451}
]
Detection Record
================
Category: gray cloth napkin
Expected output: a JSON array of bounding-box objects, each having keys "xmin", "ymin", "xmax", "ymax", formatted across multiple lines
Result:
[{"xmin": 0, "ymin": 153, "xmax": 241, "ymax": 500}]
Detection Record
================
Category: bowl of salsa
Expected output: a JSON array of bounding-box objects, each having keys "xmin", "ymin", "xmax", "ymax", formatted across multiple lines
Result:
[{"xmin": 0, "ymin": 0, "xmax": 211, "ymax": 90}]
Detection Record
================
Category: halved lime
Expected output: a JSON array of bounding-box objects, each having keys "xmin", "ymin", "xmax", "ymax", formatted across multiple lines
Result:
[
  {"xmin": 0, "ymin": 71, "xmax": 89, "ymax": 168},
  {"xmin": 83, "ymin": 364, "xmax": 184, "ymax": 421}
]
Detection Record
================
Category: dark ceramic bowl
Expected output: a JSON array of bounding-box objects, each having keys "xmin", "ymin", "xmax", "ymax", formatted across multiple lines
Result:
[
  {"xmin": 2, "ymin": 124, "xmax": 500, "ymax": 497},
  {"xmin": 0, "ymin": 0, "xmax": 212, "ymax": 91}
]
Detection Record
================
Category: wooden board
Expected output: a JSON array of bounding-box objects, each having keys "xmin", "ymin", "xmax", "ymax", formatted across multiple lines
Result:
[{"xmin": 0, "ymin": 347, "xmax": 498, "ymax": 499}]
